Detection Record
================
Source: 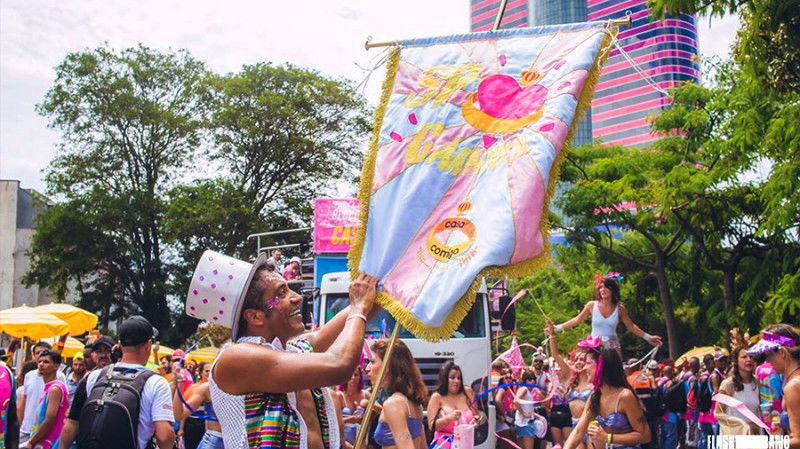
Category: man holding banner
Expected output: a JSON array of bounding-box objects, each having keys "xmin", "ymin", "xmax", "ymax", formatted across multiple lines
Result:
[{"xmin": 185, "ymin": 251, "xmax": 378, "ymax": 449}]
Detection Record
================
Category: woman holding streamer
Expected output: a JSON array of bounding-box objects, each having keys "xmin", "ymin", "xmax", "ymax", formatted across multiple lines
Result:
[
  {"xmin": 715, "ymin": 345, "xmax": 762, "ymax": 435},
  {"xmin": 514, "ymin": 369, "xmax": 547, "ymax": 449},
  {"xmin": 547, "ymin": 322, "xmax": 599, "ymax": 449},
  {"xmin": 563, "ymin": 347, "xmax": 651, "ymax": 449},
  {"xmin": 366, "ymin": 339, "xmax": 428, "ymax": 449},
  {"xmin": 428, "ymin": 361, "xmax": 480, "ymax": 448},
  {"xmin": 171, "ymin": 363, "xmax": 223, "ymax": 449},
  {"xmin": 495, "ymin": 366, "xmax": 519, "ymax": 448},
  {"xmin": 547, "ymin": 274, "xmax": 662, "ymax": 354}
]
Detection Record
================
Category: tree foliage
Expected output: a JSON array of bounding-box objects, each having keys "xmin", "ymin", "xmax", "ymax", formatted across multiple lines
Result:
[{"xmin": 27, "ymin": 46, "xmax": 371, "ymax": 343}]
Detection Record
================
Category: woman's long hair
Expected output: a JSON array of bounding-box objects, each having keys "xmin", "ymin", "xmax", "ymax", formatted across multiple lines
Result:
[
  {"xmin": 597, "ymin": 278, "xmax": 621, "ymax": 305},
  {"xmin": 338, "ymin": 367, "xmax": 365, "ymax": 392},
  {"xmin": 588, "ymin": 347, "xmax": 636, "ymax": 416},
  {"xmin": 370, "ymin": 339, "xmax": 428, "ymax": 406},
  {"xmin": 569, "ymin": 350, "xmax": 598, "ymax": 389},
  {"xmin": 435, "ymin": 360, "xmax": 466, "ymax": 397},
  {"xmin": 729, "ymin": 346, "xmax": 752, "ymax": 392}
]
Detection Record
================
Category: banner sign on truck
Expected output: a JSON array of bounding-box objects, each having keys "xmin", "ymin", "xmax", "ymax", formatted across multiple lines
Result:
[{"xmin": 314, "ymin": 198, "xmax": 360, "ymax": 253}]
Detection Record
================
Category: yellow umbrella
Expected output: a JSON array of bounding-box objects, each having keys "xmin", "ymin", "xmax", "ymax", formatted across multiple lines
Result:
[
  {"xmin": 0, "ymin": 306, "xmax": 70, "ymax": 339},
  {"xmin": 35, "ymin": 303, "xmax": 98, "ymax": 336},
  {"xmin": 42, "ymin": 336, "xmax": 85, "ymax": 358},
  {"xmin": 155, "ymin": 345, "xmax": 176, "ymax": 360},
  {"xmin": 675, "ymin": 346, "xmax": 728, "ymax": 366},
  {"xmin": 186, "ymin": 346, "xmax": 219, "ymax": 364}
]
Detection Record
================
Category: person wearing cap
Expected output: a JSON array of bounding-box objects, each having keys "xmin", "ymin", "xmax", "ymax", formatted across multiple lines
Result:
[
  {"xmin": 186, "ymin": 250, "xmax": 378, "ymax": 449},
  {"xmin": 168, "ymin": 349, "xmax": 193, "ymax": 394},
  {"xmin": 59, "ymin": 320, "xmax": 174, "ymax": 449},
  {"xmin": 633, "ymin": 360, "xmax": 661, "ymax": 449},
  {"xmin": 531, "ymin": 351, "xmax": 550, "ymax": 389},
  {"xmin": 89, "ymin": 316, "xmax": 174, "ymax": 448},
  {"xmin": 19, "ymin": 342, "xmax": 66, "ymax": 446},
  {"xmin": 282, "ymin": 256, "xmax": 302, "ymax": 281}
]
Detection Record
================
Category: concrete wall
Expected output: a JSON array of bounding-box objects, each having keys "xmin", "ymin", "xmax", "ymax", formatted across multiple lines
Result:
[
  {"xmin": 0, "ymin": 181, "xmax": 18, "ymax": 310},
  {"xmin": 0, "ymin": 180, "xmax": 55, "ymax": 309}
]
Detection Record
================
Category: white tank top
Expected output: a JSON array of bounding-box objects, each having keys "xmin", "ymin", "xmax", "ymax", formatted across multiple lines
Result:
[{"xmin": 591, "ymin": 301, "xmax": 619, "ymax": 338}]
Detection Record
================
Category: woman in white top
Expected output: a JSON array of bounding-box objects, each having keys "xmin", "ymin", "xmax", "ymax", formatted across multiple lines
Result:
[
  {"xmin": 715, "ymin": 346, "xmax": 761, "ymax": 435},
  {"xmin": 548, "ymin": 275, "xmax": 662, "ymax": 354}
]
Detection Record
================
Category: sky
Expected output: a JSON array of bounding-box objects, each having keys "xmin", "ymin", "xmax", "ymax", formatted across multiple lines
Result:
[{"xmin": 0, "ymin": 1, "xmax": 739, "ymax": 194}]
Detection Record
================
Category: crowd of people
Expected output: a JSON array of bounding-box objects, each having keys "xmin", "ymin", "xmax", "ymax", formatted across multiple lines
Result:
[{"xmin": 0, "ymin": 252, "xmax": 797, "ymax": 449}]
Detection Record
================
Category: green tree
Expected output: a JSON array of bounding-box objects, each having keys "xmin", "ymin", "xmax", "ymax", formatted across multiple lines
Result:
[
  {"xmin": 162, "ymin": 63, "xmax": 371, "ymax": 339},
  {"xmin": 649, "ymin": 0, "xmax": 800, "ymax": 319},
  {"xmin": 30, "ymin": 45, "xmax": 210, "ymax": 332},
  {"xmin": 556, "ymin": 143, "xmax": 688, "ymax": 358},
  {"xmin": 208, "ymin": 63, "xmax": 370, "ymax": 220}
]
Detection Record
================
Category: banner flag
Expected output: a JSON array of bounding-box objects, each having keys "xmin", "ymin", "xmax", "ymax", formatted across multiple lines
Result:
[{"xmin": 350, "ymin": 23, "xmax": 615, "ymax": 341}]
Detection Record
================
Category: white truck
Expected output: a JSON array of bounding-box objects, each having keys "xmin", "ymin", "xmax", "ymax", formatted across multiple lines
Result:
[{"xmin": 318, "ymin": 271, "xmax": 497, "ymax": 449}]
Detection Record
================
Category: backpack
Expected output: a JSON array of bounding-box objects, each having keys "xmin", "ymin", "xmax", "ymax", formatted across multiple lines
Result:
[
  {"xmin": 661, "ymin": 379, "xmax": 688, "ymax": 413},
  {"xmin": 77, "ymin": 365, "xmax": 156, "ymax": 449},
  {"xmin": 697, "ymin": 377, "xmax": 714, "ymax": 412}
]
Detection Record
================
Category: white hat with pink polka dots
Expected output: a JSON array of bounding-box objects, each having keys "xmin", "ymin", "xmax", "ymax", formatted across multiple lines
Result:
[{"xmin": 186, "ymin": 250, "xmax": 267, "ymax": 338}]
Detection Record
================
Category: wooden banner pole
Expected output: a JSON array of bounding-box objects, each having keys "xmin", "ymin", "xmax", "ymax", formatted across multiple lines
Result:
[
  {"xmin": 353, "ymin": 324, "xmax": 402, "ymax": 449},
  {"xmin": 492, "ymin": 0, "xmax": 510, "ymax": 31}
]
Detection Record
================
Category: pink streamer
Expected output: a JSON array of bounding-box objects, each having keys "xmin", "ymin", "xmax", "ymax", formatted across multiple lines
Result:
[
  {"xmin": 592, "ymin": 354, "xmax": 603, "ymax": 389},
  {"xmin": 500, "ymin": 336, "xmax": 526, "ymax": 379},
  {"xmin": 712, "ymin": 393, "xmax": 771, "ymax": 431}
]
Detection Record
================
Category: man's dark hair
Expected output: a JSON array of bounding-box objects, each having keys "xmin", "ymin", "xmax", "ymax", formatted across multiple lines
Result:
[
  {"xmin": 238, "ymin": 267, "xmax": 272, "ymax": 333},
  {"xmin": 38, "ymin": 349, "xmax": 62, "ymax": 365},
  {"xmin": 32, "ymin": 341, "xmax": 52, "ymax": 352}
]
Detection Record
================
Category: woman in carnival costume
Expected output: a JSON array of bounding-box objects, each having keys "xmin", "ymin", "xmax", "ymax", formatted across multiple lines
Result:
[
  {"xmin": 428, "ymin": 361, "xmax": 480, "ymax": 449},
  {"xmin": 547, "ymin": 322, "xmax": 602, "ymax": 449},
  {"xmin": 547, "ymin": 272, "xmax": 662, "ymax": 354},
  {"xmin": 748, "ymin": 324, "xmax": 800, "ymax": 448},
  {"xmin": 715, "ymin": 340, "xmax": 761, "ymax": 435},
  {"xmin": 563, "ymin": 346, "xmax": 651, "ymax": 449},
  {"xmin": 366, "ymin": 339, "xmax": 428, "ymax": 449}
]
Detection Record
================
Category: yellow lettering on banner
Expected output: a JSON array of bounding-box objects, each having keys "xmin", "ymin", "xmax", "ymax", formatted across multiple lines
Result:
[
  {"xmin": 461, "ymin": 149, "xmax": 483, "ymax": 175},
  {"xmin": 331, "ymin": 226, "xmax": 344, "ymax": 245},
  {"xmin": 331, "ymin": 226, "xmax": 357, "ymax": 245},
  {"xmin": 447, "ymin": 147, "xmax": 476, "ymax": 175},
  {"xmin": 485, "ymin": 141, "xmax": 509, "ymax": 169},
  {"xmin": 405, "ymin": 123, "xmax": 444, "ymax": 164},
  {"xmin": 404, "ymin": 64, "xmax": 481, "ymax": 108},
  {"xmin": 425, "ymin": 142, "xmax": 458, "ymax": 172},
  {"xmin": 435, "ymin": 65, "xmax": 481, "ymax": 106}
]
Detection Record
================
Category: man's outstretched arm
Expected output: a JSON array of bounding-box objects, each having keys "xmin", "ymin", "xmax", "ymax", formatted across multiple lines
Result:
[
  {"xmin": 309, "ymin": 274, "xmax": 380, "ymax": 353},
  {"xmin": 214, "ymin": 274, "xmax": 377, "ymax": 394}
]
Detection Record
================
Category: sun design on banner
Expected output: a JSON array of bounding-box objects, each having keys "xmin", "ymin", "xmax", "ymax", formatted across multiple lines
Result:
[{"xmin": 352, "ymin": 25, "xmax": 612, "ymax": 340}]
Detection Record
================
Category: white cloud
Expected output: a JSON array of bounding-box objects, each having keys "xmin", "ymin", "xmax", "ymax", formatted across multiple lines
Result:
[{"xmin": 696, "ymin": 13, "xmax": 739, "ymax": 61}]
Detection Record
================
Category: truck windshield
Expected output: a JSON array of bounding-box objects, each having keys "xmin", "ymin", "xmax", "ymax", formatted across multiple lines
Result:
[{"xmin": 324, "ymin": 293, "xmax": 486, "ymax": 338}]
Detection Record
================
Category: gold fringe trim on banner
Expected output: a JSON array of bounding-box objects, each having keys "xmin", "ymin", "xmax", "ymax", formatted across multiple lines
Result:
[{"xmin": 349, "ymin": 30, "xmax": 616, "ymax": 341}]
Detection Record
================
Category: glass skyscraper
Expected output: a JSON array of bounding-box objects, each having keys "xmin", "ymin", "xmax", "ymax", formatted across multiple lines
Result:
[
  {"xmin": 469, "ymin": 0, "xmax": 699, "ymax": 148},
  {"xmin": 588, "ymin": 1, "xmax": 699, "ymax": 146}
]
